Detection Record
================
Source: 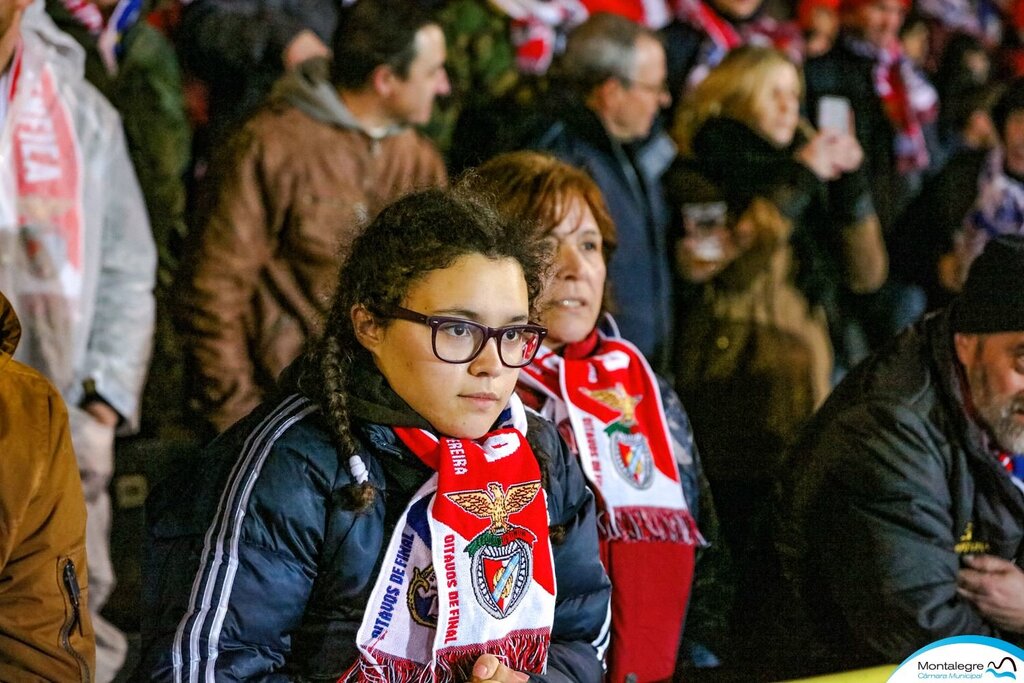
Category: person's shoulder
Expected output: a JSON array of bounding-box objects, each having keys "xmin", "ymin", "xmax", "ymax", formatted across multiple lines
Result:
[
  {"xmin": 242, "ymin": 101, "xmax": 319, "ymax": 139},
  {"xmin": 661, "ymin": 17, "xmax": 705, "ymax": 45},
  {"xmin": 803, "ymin": 49, "xmax": 841, "ymax": 81},
  {"xmin": 531, "ymin": 104, "xmax": 602, "ymax": 156},
  {"xmin": 148, "ymin": 395, "xmax": 344, "ymax": 536},
  {"xmin": 803, "ymin": 45, "xmax": 866, "ymax": 92},
  {"xmin": 385, "ymin": 127, "xmax": 446, "ymax": 166},
  {"xmin": 0, "ymin": 359, "xmax": 67, "ymax": 447},
  {"xmin": 2, "ymin": 357, "xmax": 62, "ymax": 399},
  {"xmin": 242, "ymin": 394, "xmax": 344, "ymax": 481},
  {"xmin": 800, "ymin": 322, "xmax": 944, "ymax": 453},
  {"xmin": 221, "ymin": 103, "xmax": 335, "ymax": 174},
  {"xmin": 117, "ymin": 23, "xmax": 183, "ymax": 84}
]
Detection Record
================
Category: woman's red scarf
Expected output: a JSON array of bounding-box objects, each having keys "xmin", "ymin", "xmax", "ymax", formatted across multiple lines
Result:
[{"xmin": 518, "ymin": 328, "xmax": 702, "ymax": 682}]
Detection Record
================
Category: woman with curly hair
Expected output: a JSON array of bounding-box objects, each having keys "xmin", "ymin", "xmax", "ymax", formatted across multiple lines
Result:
[{"xmin": 137, "ymin": 188, "xmax": 611, "ymax": 682}]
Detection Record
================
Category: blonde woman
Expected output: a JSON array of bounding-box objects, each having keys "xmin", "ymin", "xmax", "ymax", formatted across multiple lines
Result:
[{"xmin": 664, "ymin": 45, "xmax": 886, "ymax": 664}]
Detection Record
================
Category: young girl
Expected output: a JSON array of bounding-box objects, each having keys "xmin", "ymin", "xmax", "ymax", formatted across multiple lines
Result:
[
  {"xmin": 137, "ymin": 189, "xmax": 610, "ymax": 682},
  {"xmin": 469, "ymin": 151, "xmax": 722, "ymax": 682}
]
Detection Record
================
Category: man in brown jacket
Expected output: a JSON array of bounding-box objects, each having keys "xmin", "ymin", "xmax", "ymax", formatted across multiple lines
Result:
[
  {"xmin": 178, "ymin": 0, "xmax": 449, "ymax": 434},
  {"xmin": 0, "ymin": 291, "xmax": 96, "ymax": 682}
]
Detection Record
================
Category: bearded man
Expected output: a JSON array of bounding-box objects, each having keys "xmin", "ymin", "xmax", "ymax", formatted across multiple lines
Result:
[{"xmin": 776, "ymin": 235, "xmax": 1024, "ymax": 674}]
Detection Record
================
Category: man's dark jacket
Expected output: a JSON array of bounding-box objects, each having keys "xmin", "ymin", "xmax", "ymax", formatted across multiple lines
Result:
[
  {"xmin": 777, "ymin": 309, "xmax": 1024, "ymax": 672},
  {"xmin": 533, "ymin": 102, "xmax": 677, "ymax": 368}
]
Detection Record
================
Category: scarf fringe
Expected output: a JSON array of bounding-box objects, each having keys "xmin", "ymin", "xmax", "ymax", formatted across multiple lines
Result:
[
  {"xmin": 600, "ymin": 506, "xmax": 704, "ymax": 545},
  {"xmin": 352, "ymin": 648, "xmax": 432, "ymax": 683},
  {"xmin": 349, "ymin": 629, "xmax": 552, "ymax": 683},
  {"xmin": 435, "ymin": 628, "xmax": 552, "ymax": 681}
]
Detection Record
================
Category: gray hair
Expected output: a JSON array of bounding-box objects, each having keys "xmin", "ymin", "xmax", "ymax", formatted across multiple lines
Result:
[{"xmin": 559, "ymin": 13, "xmax": 657, "ymax": 95}]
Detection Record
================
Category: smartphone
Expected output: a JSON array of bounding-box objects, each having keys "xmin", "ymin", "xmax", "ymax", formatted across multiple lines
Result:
[
  {"xmin": 682, "ymin": 201, "xmax": 727, "ymax": 261},
  {"xmin": 817, "ymin": 95, "xmax": 851, "ymax": 134}
]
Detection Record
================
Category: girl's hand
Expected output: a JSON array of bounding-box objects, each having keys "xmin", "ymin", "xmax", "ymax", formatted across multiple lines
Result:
[{"xmin": 468, "ymin": 654, "xmax": 530, "ymax": 683}]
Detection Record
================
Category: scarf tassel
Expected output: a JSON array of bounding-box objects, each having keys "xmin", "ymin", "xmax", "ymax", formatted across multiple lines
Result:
[
  {"xmin": 601, "ymin": 506, "xmax": 705, "ymax": 546},
  {"xmin": 347, "ymin": 647, "xmax": 432, "ymax": 683},
  {"xmin": 434, "ymin": 628, "xmax": 552, "ymax": 682}
]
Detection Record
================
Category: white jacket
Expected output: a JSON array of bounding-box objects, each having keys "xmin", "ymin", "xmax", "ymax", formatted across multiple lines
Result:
[{"xmin": 0, "ymin": 1, "xmax": 156, "ymax": 430}]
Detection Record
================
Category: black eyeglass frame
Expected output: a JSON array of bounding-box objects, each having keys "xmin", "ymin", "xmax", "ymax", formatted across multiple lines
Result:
[{"xmin": 382, "ymin": 305, "xmax": 547, "ymax": 368}]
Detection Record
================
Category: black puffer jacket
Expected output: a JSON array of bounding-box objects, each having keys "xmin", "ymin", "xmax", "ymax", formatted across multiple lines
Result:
[
  {"xmin": 136, "ymin": 364, "xmax": 611, "ymax": 682},
  {"xmin": 777, "ymin": 309, "xmax": 1024, "ymax": 673}
]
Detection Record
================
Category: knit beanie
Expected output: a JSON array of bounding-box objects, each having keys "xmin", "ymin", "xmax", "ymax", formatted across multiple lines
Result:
[{"xmin": 952, "ymin": 235, "xmax": 1024, "ymax": 333}]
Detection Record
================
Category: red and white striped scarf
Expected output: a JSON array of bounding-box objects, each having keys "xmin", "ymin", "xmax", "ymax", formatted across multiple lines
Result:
[
  {"xmin": 491, "ymin": 0, "xmax": 588, "ymax": 75},
  {"xmin": 672, "ymin": 0, "xmax": 804, "ymax": 88},
  {"xmin": 518, "ymin": 329, "xmax": 702, "ymax": 681}
]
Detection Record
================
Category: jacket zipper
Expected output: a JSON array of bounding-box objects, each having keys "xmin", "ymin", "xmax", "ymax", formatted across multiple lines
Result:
[{"xmin": 59, "ymin": 557, "xmax": 91, "ymax": 683}]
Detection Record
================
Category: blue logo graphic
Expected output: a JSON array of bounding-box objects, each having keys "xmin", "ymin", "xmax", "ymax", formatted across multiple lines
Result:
[
  {"xmin": 888, "ymin": 636, "xmax": 1024, "ymax": 683},
  {"xmin": 987, "ymin": 657, "xmax": 1017, "ymax": 679}
]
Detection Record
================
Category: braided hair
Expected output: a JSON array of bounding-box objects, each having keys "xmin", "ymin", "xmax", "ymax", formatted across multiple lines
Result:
[{"xmin": 300, "ymin": 187, "xmax": 548, "ymax": 510}]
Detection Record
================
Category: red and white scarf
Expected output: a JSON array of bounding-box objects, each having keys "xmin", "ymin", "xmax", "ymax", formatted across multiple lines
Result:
[
  {"xmin": 580, "ymin": 0, "xmax": 673, "ymax": 28},
  {"xmin": 490, "ymin": 0, "xmax": 588, "ymax": 75},
  {"xmin": 672, "ymin": 0, "xmax": 804, "ymax": 88},
  {"xmin": 0, "ymin": 46, "xmax": 85, "ymax": 390},
  {"xmin": 518, "ymin": 330, "xmax": 702, "ymax": 681},
  {"xmin": 519, "ymin": 331, "xmax": 698, "ymax": 543},
  {"xmin": 344, "ymin": 395, "xmax": 556, "ymax": 682},
  {"xmin": 60, "ymin": 0, "xmax": 143, "ymax": 75},
  {"xmin": 844, "ymin": 34, "xmax": 937, "ymax": 174}
]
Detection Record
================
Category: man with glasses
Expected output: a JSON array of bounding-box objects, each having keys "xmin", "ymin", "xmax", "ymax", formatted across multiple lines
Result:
[{"xmin": 533, "ymin": 12, "xmax": 677, "ymax": 372}]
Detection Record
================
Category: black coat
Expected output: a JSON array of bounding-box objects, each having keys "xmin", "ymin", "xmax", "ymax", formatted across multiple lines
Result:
[{"xmin": 777, "ymin": 309, "xmax": 1024, "ymax": 672}]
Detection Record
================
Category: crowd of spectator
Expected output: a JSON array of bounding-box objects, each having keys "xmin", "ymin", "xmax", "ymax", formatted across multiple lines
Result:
[{"xmin": 3, "ymin": 0, "xmax": 1024, "ymax": 680}]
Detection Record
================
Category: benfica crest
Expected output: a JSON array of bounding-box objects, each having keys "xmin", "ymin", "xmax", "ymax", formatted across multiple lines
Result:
[
  {"xmin": 609, "ymin": 430, "xmax": 654, "ymax": 489},
  {"xmin": 581, "ymin": 383, "xmax": 654, "ymax": 490},
  {"xmin": 446, "ymin": 481, "xmax": 541, "ymax": 619}
]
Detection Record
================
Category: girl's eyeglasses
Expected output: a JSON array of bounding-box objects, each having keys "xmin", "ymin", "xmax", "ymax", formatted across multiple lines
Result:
[{"xmin": 382, "ymin": 306, "xmax": 547, "ymax": 368}]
